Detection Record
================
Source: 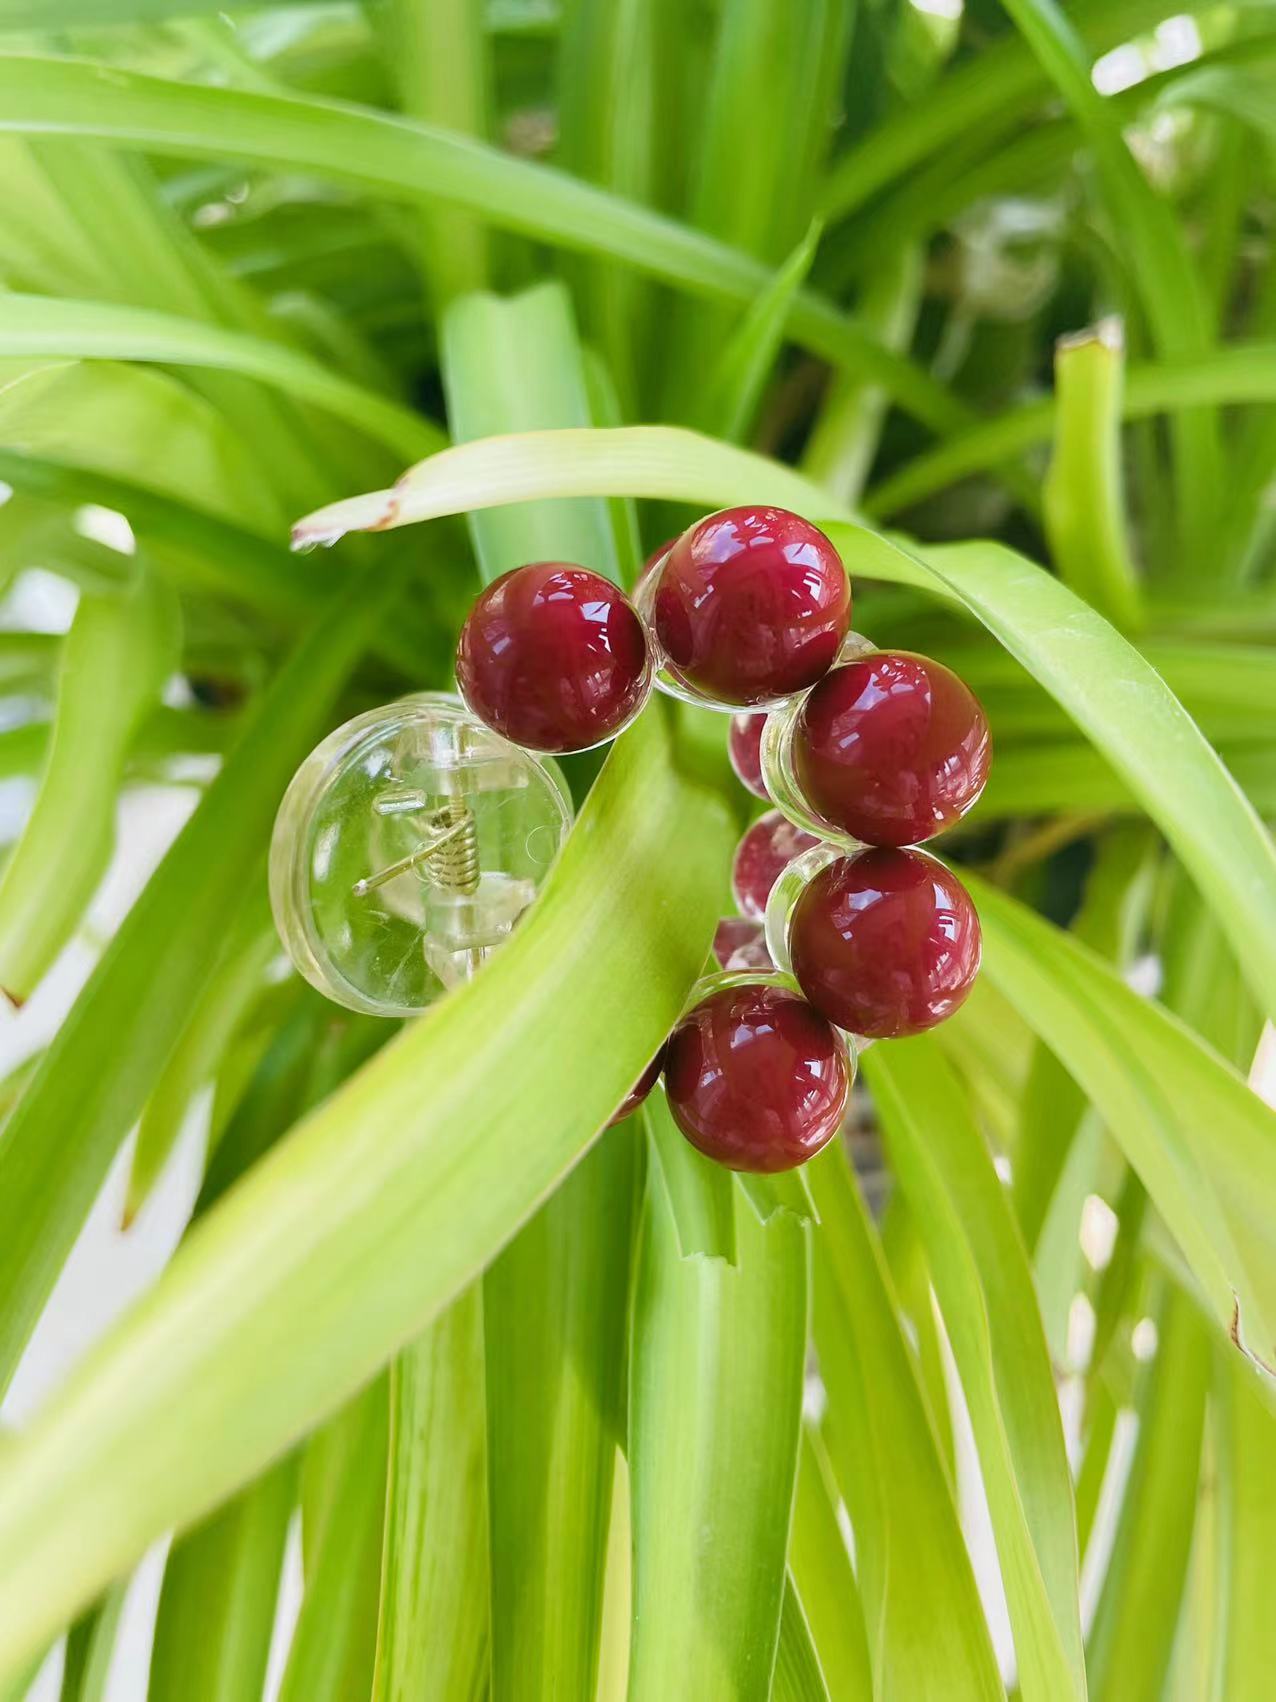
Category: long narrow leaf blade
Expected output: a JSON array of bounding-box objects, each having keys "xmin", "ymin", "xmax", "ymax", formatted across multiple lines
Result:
[
  {"xmin": 0, "ymin": 705, "xmax": 735, "ymax": 1684},
  {"xmin": 0, "ymin": 564, "xmax": 397, "ymax": 1391},
  {"xmin": 0, "ymin": 55, "xmax": 957, "ymax": 430},
  {"xmin": 810, "ymin": 1142, "xmax": 1004, "ymax": 1699},
  {"xmin": 627, "ymin": 1181, "xmax": 807, "ymax": 1701},
  {"xmin": 373, "ymin": 1287, "xmax": 489, "ymax": 1702},
  {"xmin": 969, "ymin": 872, "xmax": 1276, "ymax": 1358},
  {"xmin": 865, "ymin": 1037, "xmax": 1086, "ymax": 1702},
  {"xmin": 148, "ymin": 1455, "xmax": 296, "ymax": 1702},
  {"xmin": 280, "ymin": 1380, "xmax": 388, "ymax": 1702}
]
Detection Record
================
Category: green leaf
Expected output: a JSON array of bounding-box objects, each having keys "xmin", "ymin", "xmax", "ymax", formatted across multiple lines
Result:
[
  {"xmin": 772, "ymin": 1582, "xmax": 831, "ymax": 1702},
  {"xmin": 1075, "ymin": 1386, "xmax": 1118, "ymax": 1567},
  {"xmin": 0, "ymin": 0, "xmax": 312, "ymax": 20},
  {"xmin": 684, "ymin": 0, "xmax": 847, "ymax": 262},
  {"xmin": 0, "ymin": 294, "xmax": 440, "ymax": 461},
  {"xmin": 735, "ymin": 1164, "xmax": 818, "ymax": 1231},
  {"xmin": 1087, "ymin": 1289, "xmax": 1210, "ymax": 1702},
  {"xmin": 969, "ymin": 872, "xmax": 1276, "ymax": 1360},
  {"xmin": 126, "ymin": 887, "xmax": 275, "ymax": 1224},
  {"xmin": 0, "ymin": 54, "xmax": 961, "ymax": 434},
  {"xmin": 1043, "ymin": 320, "xmax": 1142, "ymax": 632},
  {"xmin": 977, "ymin": 741, "xmax": 1276, "ymax": 823},
  {"xmin": 293, "ymin": 424, "xmax": 847, "ymax": 551},
  {"xmin": 1213, "ymin": 1345, "xmax": 1276, "ymax": 1698},
  {"xmin": 865, "ymin": 1037, "xmax": 1085, "ymax": 1702},
  {"xmin": 382, "ymin": 0, "xmax": 490, "ymax": 309},
  {"xmin": 0, "ymin": 565, "xmax": 397, "ymax": 1394},
  {"xmin": 556, "ymin": 0, "xmax": 662, "ymax": 405},
  {"xmin": 0, "ymin": 704, "xmax": 735, "ymax": 1684},
  {"xmin": 788, "ymin": 1426, "xmax": 872, "ymax": 1700},
  {"xmin": 923, "ymin": 636, "xmax": 1276, "ymax": 748},
  {"xmin": 1011, "ymin": 824, "xmax": 1156, "ymax": 1253},
  {"xmin": 484, "ymin": 1131, "xmax": 637, "ymax": 1699},
  {"xmin": 0, "ymin": 564, "xmax": 178, "ymax": 1001},
  {"xmin": 867, "ymin": 344, "xmax": 1276, "ymax": 521},
  {"xmin": 661, "ymin": 0, "xmax": 850, "ymax": 417},
  {"xmin": 0, "ymin": 357, "xmax": 285, "ymax": 535},
  {"xmin": 994, "ymin": 0, "xmax": 1220, "ymax": 561},
  {"xmin": 1157, "ymin": 62, "xmax": 1276, "ymax": 143},
  {"xmin": 801, "ymin": 243, "xmax": 924, "ymax": 508},
  {"xmin": 59, "ymin": 1582, "xmax": 128, "ymax": 1702},
  {"xmin": 292, "ymin": 425, "xmax": 1276, "ymax": 1024},
  {"xmin": 148, "ymin": 1454, "xmax": 296, "ymax": 1702},
  {"xmin": 627, "ymin": 1179, "xmax": 807, "ymax": 1701},
  {"xmin": 0, "ymin": 447, "xmax": 343, "ymax": 621},
  {"xmin": 879, "ymin": 1198, "xmax": 956, "ymax": 1479},
  {"xmin": 819, "ymin": 0, "xmax": 1179, "ymax": 218},
  {"xmin": 808, "ymin": 1144, "xmax": 1005, "ymax": 1701},
  {"xmin": 373, "ymin": 1288, "xmax": 489, "ymax": 1702},
  {"xmin": 281, "ymin": 1379, "xmax": 388, "ymax": 1702},
  {"xmin": 644, "ymin": 1085, "xmax": 737, "ymax": 1263},
  {"xmin": 695, "ymin": 221, "xmax": 823, "ymax": 444},
  {"xmin": 440, "ymin": 284, "xmax": 623, "ymax": 583}
]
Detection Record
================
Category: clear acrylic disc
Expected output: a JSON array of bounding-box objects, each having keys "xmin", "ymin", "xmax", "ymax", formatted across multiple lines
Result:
[{"xmin": 270, "ymin": 692, "xmax": 573, "ymax": 1017}]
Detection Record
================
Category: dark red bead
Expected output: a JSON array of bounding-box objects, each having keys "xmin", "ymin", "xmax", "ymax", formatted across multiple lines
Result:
[
  {"xmin": 789, "ymin": 848, "xmax": 981, "ymax": 1039},
  {"xmin": 664, "ymin": 982, "xmax": 849, "ymax": 1172},
  {"xmin": 456, "ymin": 562, "xmax": 650, "ymax": 753},
  {"xmin": 712, "ymin": 916, "xmax": 773, "ymax": 973},
  {"xmin": 728, "ymin": 713, "xmax": 770, "ymax": 799},
  {"xmin": 793, "ymin": 651, "xmax": 990, "ymax": 846},
  {"xmin": 731, "ymin": 810, "xmax": 820, "ymax": 920},
  {"xmin": 652, "ymin": 507, "xmax": 850, "ymax": 706},
  {"xmin": 610, "ymin": 1048, "xmax": 665, "ymax": 1125}
]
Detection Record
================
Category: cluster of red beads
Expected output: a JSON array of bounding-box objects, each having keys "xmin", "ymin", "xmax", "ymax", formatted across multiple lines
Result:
[
  {"xmin": 455, "ymin": 506, "xmax": 855, "ymax": 752},
  {"xmin": 453, "ymin": 506, "xmax": 990, "ymax": 1174}
]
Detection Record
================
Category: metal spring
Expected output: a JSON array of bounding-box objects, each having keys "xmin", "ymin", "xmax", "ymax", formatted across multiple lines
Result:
[{"xmin": 425, "ymin": 800, "xmax": 480, "ymax": 894}]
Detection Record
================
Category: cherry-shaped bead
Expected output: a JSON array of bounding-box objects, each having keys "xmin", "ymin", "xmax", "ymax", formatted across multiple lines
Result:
[
  {"xmin": 731, "ymin": 810, "xmax": 820, "ymax": 920},
  {"xmin": 663, "ymin": 982, "xmax": 850, "ymax": 1172},
  {"xmin": 456, "ymin": 562, "xmax": 652, "ymax": 753},
  {"xmin": 728, "ymin": 713, "xmax": 770, "ymax": 799},
  {"xmin": 610, "ymin": 1048, "xmax": 665, "ymax": 1125},
  {"xmin": 789, "ymin": 847, "xmax": 981, "ymax": 1039},
  {"xmin": 791, "ymin": 652, "xmax": 990, "ymax": 846},
  {"xmin": 650, "ymin": 507, "xmax": 851, "ymax": 707}
]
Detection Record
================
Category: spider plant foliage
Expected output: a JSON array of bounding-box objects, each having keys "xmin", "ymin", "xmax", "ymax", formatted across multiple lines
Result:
[{"xmin": 0, "ymin": 0, "xmax": 1275, "ymax": 1697}]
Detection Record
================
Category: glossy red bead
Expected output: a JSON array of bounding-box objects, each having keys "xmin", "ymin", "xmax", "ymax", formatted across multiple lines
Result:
[
  {"xmin": 610, "ymin": 1048, "xmax": 665, "ymax": 1125},
  {"xmin": 712, "ymin": 916, "xmax": 773, "ymax": 973},
  {"xmin": 728, "ymin": 713, "xmax": 770, "ymax": 799},
  {"xmin": 664, "ymin": 982, "xmax": 849, "ymax": 1172},
  {"xmin": 652, "ymin": 507, "xmax": 851, "ymax": 706},
  {"xmin": 731, "ymin": 810, "xmax": 820, "ymax": 920},
  {"xmin": 456, "ymin": 562, "xmax": 650, "ymax": 753},
  {"xmin": 789, "ymin": 848, "xmax": 981, "ymax": 1039},
  {"xmin": 793, "ymin": 651, "xmax": 990, "ymax": 846}
]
